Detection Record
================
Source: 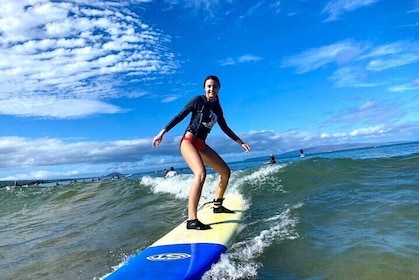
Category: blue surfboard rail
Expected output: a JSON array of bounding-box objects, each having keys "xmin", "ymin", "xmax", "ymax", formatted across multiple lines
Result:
[{"xmin": 105, "ymin": 243, "xmax": 226, "ymax": 280}]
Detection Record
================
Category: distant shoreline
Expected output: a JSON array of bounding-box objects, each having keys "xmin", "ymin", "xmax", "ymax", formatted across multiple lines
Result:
[{"xmin": 1, "ymin": 141, "xmax": 416, "ymax": 186}]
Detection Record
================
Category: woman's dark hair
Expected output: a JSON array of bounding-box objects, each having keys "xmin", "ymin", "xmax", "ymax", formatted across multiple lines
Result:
[{"xmin": 203, "ymin": 75, "xmax": 221, "ymax": 89}]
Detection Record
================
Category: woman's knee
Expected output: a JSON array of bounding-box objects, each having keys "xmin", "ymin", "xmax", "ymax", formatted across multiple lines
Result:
[
  {"xmin": 195, "ymin": 169, "xmax": 207, "ymax": 184},
  {"xmin": 220, "ymin": 167, "xmax": 231, "ymax": 181}
]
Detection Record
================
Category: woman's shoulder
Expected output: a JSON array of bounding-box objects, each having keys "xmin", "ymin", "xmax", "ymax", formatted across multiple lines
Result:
[
  {"xmin": 195, "ymin": 94, "xmax": 206, "ymax": 101},
  {"xmin": 186, "ymin": 94, "xmax": 206, "ymax": 105},
  {"xmin": 186, "ymin": 94, "xmax": 204, "ymax": 102}
]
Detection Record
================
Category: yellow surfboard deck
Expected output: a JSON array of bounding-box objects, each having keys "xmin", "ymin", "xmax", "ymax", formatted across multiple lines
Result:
[{"xmin": 152, "ymin": 193, "xmax": 244, "ymax": 247}]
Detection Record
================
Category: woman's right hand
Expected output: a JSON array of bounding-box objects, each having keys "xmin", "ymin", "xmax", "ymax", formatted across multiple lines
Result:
[{"xmin": 152, "ymin": 129, "xmax": 165, "ymax": 147}]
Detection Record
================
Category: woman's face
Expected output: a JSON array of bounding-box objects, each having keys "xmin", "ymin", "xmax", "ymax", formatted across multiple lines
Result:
[{"xmin": 204, "ymin": 79, "xmax": 219, "ymax": 102}]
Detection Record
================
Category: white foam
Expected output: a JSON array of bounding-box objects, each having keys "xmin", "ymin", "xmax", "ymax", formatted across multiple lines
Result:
[
  {"xmin": 234, "ymin": 163, "xmax": 286, "ymax": 184},
  {"xmin": 232, "ymin": 164, "xmax": 287, "ymax": 192},
  {"xmin": 140, "ymin": 169, "xmax": 252, "ymax": 203},
  {"xmin": 97, "ymin": 253, "xmax": 129, "ymax": 280},
  {"xmin": 202, "ymin": 203, "xmax": 303, "ymax": 280}
]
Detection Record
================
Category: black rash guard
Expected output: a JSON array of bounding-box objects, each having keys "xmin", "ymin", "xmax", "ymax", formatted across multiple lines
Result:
[{"xmin": 164, "ymin": 95, "xmax": 241, "ymax": 142}]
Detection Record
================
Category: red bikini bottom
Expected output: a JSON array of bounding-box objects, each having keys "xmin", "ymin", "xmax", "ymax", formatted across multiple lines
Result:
[{"xmin": 181, "ymin": 136, "xmax": 205, "ymax": 151}]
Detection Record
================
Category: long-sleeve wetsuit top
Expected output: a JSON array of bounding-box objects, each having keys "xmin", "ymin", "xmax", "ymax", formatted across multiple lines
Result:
[{"xmin": 164, "ymin": 95, "xmax": 241, "ymax": 142}]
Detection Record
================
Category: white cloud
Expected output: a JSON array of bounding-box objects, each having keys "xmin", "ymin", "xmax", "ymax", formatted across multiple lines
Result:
[
  {"xmin": 0, "ymin": 97, "xmax": 121, "ymax": 118},
  {"xmin": 281, "ymin": 40, "xmax": 365, "ymax": 73},
  {"xmin": 168, "ymin": 0, "xmax": 224, "ymax": 19},
  {"xmin": 324, "ymin": 100, "xmax": 406, "ymax": 128},
  {"xmin": 360, "ymin": 41, "xmax": 409, "ymax": 58},
  {"xmin": 0, "ymin": 136, "xmax": 152, "ymax": 170},
  {"xmin": 329, "ymin": 66, "xmax": 377, "ymax": 88},
  {"xmin": 367, "ymin": 54, "xmax": 419, "ymax": 71},
  {"xmin": 348, "ymin": 125, "xmax": 388, "ymax": 137},
  {"xmin": 282, "ymin": 39, "xmax": 419, "ymax": 88},
  {"xmin": 359, "ymin": 41, "xmax": 419, "ymax": 72},
  {"xmin": 322, "ymin": 0, "xmax": 380, "ymax": 22},
  {"xmin": 0, "ymin": 0, "xmax": 178, "ymax": 118},
  {"xmin": 408, "ymin": 0, "xmax": 419, "ymax": 13},
  {"xmin": 238, "ymin": 55, "xmax": 263, "ymax": 63},
  {"xmin": 220, "ymin": 54, "xmax": 263, "ymax": 66},
  {"xmin": 388, "ymin": 79, "xmax": 419, "ymax": 92},
  {"xmin": 161, "ymin": 95, "xmax": 179, "ymax": 103},
  {"xmin": 359, "ymin": 101, "xmax": 375, "ymax": 110},
  {"xmin": 270, "ymin": 1, "xmax": 281, "ymax": 14},
  {"xmin": 219, "ymin": 57, "xmax": 236, "ymax": 66}
]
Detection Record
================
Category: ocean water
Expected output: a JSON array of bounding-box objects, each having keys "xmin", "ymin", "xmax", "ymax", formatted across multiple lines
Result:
[{"xmin": 1, "ymin": 142, "xmax": 418, "ymax": 280}]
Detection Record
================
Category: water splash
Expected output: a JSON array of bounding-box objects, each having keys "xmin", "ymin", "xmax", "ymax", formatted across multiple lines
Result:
[{"xmin": 202, "ymin": 203, "xmax": 303, "ymax": 279}]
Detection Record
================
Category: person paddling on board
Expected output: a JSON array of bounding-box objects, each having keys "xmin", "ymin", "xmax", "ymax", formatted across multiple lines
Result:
[{"xmin": 152, "ymin": 75, "xmax": 251, "ymax": 230}]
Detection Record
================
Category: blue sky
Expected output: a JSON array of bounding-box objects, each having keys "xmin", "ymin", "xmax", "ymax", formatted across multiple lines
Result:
[{"xmin": 1, "ymin": 0, "xmax": 418, "ymax": 180}]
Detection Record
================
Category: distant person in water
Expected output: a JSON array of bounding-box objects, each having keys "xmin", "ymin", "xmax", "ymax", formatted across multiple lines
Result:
[
  {"xmin": 263, "ymin": 154, "xmax": 276, "ymax": 165},
  {"xmin": 269, "ymin": 154, "xmax": 276, "ymax": 164},
  {"xmin": 152, "ymin": 75, "xmax": 251, "ymax": 230},
  {"xmin": 165, "ymin": 166, "xmax": 177, "ymax": 178}
]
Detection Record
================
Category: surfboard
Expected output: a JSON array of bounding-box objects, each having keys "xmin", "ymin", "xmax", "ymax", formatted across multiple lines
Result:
[{"xmin": 104, "ymin": 193, "xmax": 244, "ymax": 280}]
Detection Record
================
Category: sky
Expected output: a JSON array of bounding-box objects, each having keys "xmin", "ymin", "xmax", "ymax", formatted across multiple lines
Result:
[{"xmin": 0, "ymin": 0, "xmax": 418, "ymax": 180}]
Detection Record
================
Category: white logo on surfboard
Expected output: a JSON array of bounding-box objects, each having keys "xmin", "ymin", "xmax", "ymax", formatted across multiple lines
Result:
[{"xmin": 147, "ymin": 253, "xmax": 191, "ymax": 261}]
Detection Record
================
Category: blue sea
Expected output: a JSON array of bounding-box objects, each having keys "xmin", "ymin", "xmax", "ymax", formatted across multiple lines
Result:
[{"xmin": 1, "ymin": 142, "xmax": 418, "ymax": 280}]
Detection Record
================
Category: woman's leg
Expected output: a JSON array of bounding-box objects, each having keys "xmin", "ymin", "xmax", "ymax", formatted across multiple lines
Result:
[
  {"xmin": 199, "ymin": 145, "xmax": 231, "ymax": 200},
  {"xmin": 180, "ymin": 140, "xmax": 206, "ymax": 221}
]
